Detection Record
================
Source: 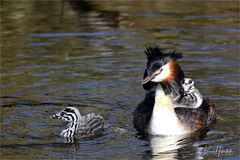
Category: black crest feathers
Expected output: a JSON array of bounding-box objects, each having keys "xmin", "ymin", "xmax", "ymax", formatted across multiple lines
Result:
[
  {"xmin": 144, "ymin": 46, "xmax": 183, "ymax": 64},
  {"xmin": 143, "ymin": 46, "xmax": 184, "ymax": 91}
]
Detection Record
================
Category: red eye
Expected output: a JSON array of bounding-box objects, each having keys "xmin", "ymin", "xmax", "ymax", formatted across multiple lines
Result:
[{"xmin": 160, "ymin": 68, "xmax": 163, "ymax": 72}]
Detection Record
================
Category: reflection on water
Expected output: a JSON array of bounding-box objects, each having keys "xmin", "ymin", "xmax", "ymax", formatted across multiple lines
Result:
[
  {"xmin": 150, "ymin": 135, "xmax": 190, "ymax": 158},
  {"xmin": 149, "ymin": 133, "xmax": 207, "ymax": 160},
  {"xmin": 1, "ymin": 1, "xmax": 239, "ymax": 159}
]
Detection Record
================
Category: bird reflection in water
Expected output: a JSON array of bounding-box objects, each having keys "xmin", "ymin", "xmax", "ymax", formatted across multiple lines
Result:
[{"xmin": 142, "ymin": 131, "xmax": 208, "ymax": 160}]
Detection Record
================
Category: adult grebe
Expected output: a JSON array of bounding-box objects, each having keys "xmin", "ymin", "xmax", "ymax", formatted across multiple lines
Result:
[
  {"xmin": 134, "ymin": 46, "xmax": 216, "ymax": 135},
  {"xmin": 51, "ymin": 107, "xmax": 109, "ymax": 138}
]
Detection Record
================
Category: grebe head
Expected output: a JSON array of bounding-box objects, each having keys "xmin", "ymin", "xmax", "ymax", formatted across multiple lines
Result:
[
  {"xmin": 142, "ymin": 46, "xmax": 184, "ymax": 94},
  {"xmin": 51, "ymin": 107, "xmax": 81, "ymax": 123}
]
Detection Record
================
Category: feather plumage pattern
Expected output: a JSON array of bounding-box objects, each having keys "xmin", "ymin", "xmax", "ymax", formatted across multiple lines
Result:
[
  {"xmin": 134, "ymin": 46, "xmax": 216, "ymax": 136},
  {"xmin": 51, "ymin": 107, "xmax": 109, "ymax": 138},
  {"xmin": 144, "ymin": 46, "xmax": 183, "ymax": 66}
]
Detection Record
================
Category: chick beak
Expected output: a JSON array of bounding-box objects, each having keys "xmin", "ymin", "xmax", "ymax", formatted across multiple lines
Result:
[
  {"xmin": 50, "ymin": 112, "xmax": 61, "ymax": 119},
  {"xmin": 50, "ymin": 114, "xmax": 57, "ymax": 119}
]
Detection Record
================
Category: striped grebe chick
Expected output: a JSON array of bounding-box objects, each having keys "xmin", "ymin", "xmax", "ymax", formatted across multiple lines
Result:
[
  {"xmin": 134, "ymin": 46, "xmax": 216, "ymax": 136},
  {"xmin": 51, "ymin": 107, "xmax": 109, "ymax": 138},
  {"xmin": 175, "ymin": 78, "xmax": 203, "ymax": 108},
  {"xmin": 144, "ymin": 77, "xmax": 203, "ymax": 109}
]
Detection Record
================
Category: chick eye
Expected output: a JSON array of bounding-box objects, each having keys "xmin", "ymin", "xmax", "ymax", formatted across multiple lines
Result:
[{"xmin": 160, "ymin": 68, "xmax": 163, "ymax": 72}]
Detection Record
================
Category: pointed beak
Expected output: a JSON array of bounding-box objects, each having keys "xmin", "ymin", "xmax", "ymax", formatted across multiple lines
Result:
[
  {"xmin": 50, "ymin": 114, "xmax": 56, "ymax": 119},
  {"xmin": 50, "ymin": 112, "xmax": 61, "ymax": 119},
  {"xmin": 142, "ymin": 69, "xmax": 162, "ymax": 84},
  {"xmin": 50, "ymin": 114, "xmax": 57, "ymax": 119},
  {"xmin": 142, "ymin": 74, "xmax": 157, "ymax": 84}
]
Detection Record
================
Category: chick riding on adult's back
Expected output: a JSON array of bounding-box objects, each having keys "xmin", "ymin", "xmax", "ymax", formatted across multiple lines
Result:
[{"xmin": 134, "ymin": 46, "xmax": 216, "ymax": 136}]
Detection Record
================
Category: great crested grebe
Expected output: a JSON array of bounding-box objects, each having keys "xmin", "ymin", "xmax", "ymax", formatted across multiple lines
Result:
[
  {"xmin": 134, "ymin": 46, "xmax": 216, "ymax": 135},
  {"xmin": 51, "ymin": 107, "xmax": 109, "ymax": 138}
]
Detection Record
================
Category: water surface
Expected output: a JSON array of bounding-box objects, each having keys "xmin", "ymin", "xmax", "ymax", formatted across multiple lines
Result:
[{"xmin": 1, "ymin": 1, "xmax": 239, "ymax": 159}]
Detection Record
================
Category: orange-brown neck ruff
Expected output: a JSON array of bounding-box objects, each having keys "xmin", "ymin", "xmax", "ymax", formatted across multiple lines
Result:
[
  {"xmin": 143, "ymin": 46, "xmax": 183, "ymax": 91},
  {"xmin": 161, "ymin": 60, "xmax": 183, "ymax": 95},
  {"xmin": 162, "ymin": 60, "xmax": 181, "ymax": 84}
]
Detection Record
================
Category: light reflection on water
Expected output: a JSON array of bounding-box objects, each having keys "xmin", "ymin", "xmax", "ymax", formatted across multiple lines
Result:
[{"xmin": 1, "ymin": 1, "xmax": 239, "ymax": 159}]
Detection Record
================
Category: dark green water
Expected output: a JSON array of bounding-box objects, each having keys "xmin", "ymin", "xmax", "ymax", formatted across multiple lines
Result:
[{"xmin": 1, "ymin": 1, "xmax": 239, "ymax": 159}]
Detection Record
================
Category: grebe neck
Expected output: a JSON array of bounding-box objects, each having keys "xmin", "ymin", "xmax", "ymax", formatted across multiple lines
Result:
[{"xmin": 149, "ymin": 84, "xmax": 188, "ymax": 135}]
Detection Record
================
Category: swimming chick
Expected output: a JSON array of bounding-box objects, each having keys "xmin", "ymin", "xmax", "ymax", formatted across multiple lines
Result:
[
  {"xmin": 51, "ymin": 107, "xmax": 109, "ymax": 138},
  {"xmin": 134, "ymin": 46, "xmax": 216, "ymax": 136}
]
